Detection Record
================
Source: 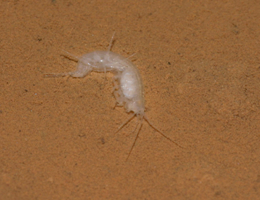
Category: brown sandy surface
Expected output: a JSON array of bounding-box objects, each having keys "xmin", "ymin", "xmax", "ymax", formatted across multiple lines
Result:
[{"xmin": 1, "ymin": 0, "xmax": 260, "ymax": 199}]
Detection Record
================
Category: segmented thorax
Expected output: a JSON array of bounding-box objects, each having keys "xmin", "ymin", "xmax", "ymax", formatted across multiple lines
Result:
[
  {"xmin": 119, "ymin": 63, "xmax": 145, "ymax": 115},
  {"xmin": 74, "ymin": 50, "xmax": 145, "ymax": 116},
  {"xmin": 79, "ymin": 51, "xmax": 128, "ymax": 73}
]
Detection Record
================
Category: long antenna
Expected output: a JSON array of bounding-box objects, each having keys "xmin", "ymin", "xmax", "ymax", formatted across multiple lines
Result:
[
  {"xmin": 126, "ymin": 117, "xmax": 143, "ymax": 161},
  {"xmin": 115, "ymin": 113, "xmax": 135, "ymax": 134},
  {"xmin": 144, "ymin": 114, "xmax": 183, "ymax": 149}
]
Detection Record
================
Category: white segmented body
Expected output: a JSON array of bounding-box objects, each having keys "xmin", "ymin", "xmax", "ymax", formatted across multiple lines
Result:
[
  {"xmin": 46, "ymin": 37, "xmax": 181, "ymax": 160},
  {"xmin": 117, "ymin": 63, "xmax": 144, "ymax": 114},
  {"xmin": 74, "ymin": 51, "xmax": 127, "ymax": 76},
  {"xmin": 67, "ymin": 50, "xmax": 145, "ymax": 116}
]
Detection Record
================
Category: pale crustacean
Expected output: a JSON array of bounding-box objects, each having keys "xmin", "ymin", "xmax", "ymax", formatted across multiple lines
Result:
[{"xmin": 45, "ymin": 34, "xmax": 181, "ymax": 160}]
